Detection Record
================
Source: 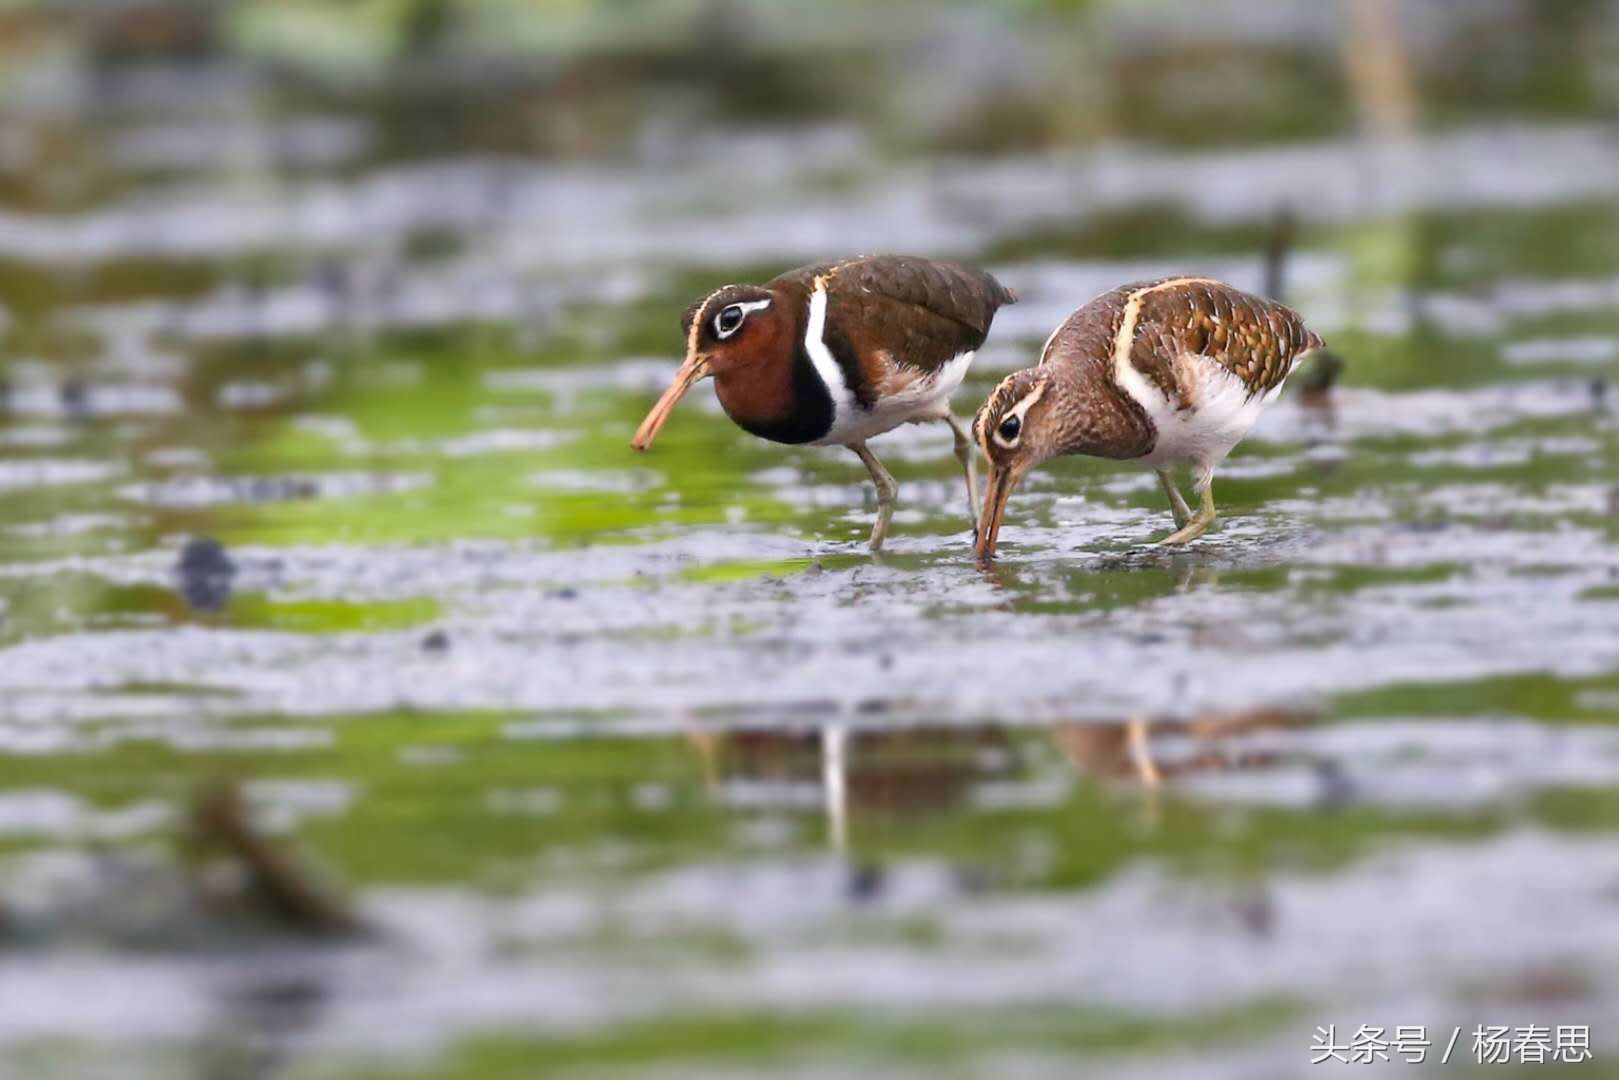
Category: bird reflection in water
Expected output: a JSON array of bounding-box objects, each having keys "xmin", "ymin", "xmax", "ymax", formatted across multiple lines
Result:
[
  {"xmin": 687, "ymin": 707, "xmax": 1313, "ymax": 851},
  {"xmin": 687, "ymin": 722, "xmax": 1018, "ymax": 853},
  {"xmin": 1053, "ymin": 707, "xmax": 1312, "ymax": 787}
]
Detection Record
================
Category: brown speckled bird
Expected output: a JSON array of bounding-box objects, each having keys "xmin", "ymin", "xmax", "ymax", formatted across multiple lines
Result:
[
  {"xmin": 632, "ymin": 255, "xmax": 1016, "ymax": 551},
  {"xmin": 973, "ymin": 276, "xmax": 1325, "ymax": 563}
]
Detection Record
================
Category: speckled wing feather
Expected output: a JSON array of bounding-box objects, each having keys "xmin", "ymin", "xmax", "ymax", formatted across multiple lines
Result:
[
  {"xmin": 1124, "ymin": 278, "xmax": 1324, "ymax": 403},
  {"xmin": 771, "ymin": 255, "xmax": 1016, "ymax": 379}
]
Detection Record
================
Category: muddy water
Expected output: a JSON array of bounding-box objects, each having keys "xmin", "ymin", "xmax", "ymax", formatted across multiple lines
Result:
[{"xmin": 3, "ymin": 22, "xmax": 1619, "ymax": 1080}]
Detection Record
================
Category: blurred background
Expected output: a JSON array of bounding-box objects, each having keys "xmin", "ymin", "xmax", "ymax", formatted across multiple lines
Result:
[{"xmin": 1, "ymin": 1, "xmax": 1618, "ymax": 1077}]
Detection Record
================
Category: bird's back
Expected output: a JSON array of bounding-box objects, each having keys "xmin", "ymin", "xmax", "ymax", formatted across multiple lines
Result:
[
  {"xmin": 772, "ymin": 254, "xmax": 1016, "ymax": 378},
  {"xmin": 1044, "ymin": 276, "xmax": 1324, "ymax": 404}
]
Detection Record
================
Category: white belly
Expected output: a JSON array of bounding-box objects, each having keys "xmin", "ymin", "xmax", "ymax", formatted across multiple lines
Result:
[
  {"xmin": 1116, "ymin": 353, "xmax": 1286, "ymax": 477},
  {"xmin": 810, "ymin": 350, "xmax": 974, "ymax": 447}
]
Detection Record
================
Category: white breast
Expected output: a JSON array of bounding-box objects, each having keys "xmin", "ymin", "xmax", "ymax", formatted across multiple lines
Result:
[{"xmin": 1116, "ymin": 353, "xmax": 1287, "ymax": 485}]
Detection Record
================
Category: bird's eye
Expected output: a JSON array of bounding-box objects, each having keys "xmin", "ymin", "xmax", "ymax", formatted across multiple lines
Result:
[
  {"xmin": 997, "ymin": 414, "xmax": 1022, "ymax": 443},
  {"xmin": 714, "ymin": 304, "xmax": 745, "ymax": 338}
]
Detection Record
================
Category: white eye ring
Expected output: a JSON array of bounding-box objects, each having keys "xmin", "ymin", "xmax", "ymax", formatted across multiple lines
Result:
[
  {"xmin": 714, "ymin": 305, "xmax": 745, "ymax": 339},
  {"xmin": 990, "ymin": 383, "xmax": 1046, "ymax": 449},
  {"xmin": 710, "ymin": 298, "xmax": 770, "ymax": 341}
]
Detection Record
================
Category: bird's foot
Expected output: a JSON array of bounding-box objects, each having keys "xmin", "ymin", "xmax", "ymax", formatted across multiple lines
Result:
[{"xmin": 1156, "ymin": 511, "xmax": 1216, "ymax": 546}]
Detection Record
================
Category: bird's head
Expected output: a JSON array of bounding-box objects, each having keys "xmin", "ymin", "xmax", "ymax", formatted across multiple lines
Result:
[
  {"xmin": 631, "ymin": 284, "xmax": 784, "ymax": 450},
  {"xmin": 972, "ymin": 368, "xmax": 1060, "ymax": 564}
]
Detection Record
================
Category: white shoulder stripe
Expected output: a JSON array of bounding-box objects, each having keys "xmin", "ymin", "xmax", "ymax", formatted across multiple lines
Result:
[
  {"xmin": 1037, "ymin": 322, "xmax": 1063, "ymax": 366},
  {"xmin": 804, "ymin": 277, "xmax": 859, "ymax": 422},
  {"xmin": 1110, "ymin": 277, "xmax": 1221, "ymax": 390}
]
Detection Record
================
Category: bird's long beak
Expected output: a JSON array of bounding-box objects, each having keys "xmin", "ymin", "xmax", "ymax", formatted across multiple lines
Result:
[
  {"xmin": 631, "ymin": 353, "xmax": 712, "ymax": 450},
  {"xmin": 974, "ymin": 463, "xmax": 1021, "ymax": 565}
]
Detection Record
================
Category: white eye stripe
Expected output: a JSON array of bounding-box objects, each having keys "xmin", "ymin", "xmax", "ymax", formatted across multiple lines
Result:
[
  {"xmin": 713, "ymin": 298, "xmax": 771, "ymax": 339},
  {"xmin": 990, "ymin": 383, "xmax": 1046, "ymax": 449}
]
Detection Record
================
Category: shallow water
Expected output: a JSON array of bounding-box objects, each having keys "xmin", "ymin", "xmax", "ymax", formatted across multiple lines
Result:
[{"xmin": 3, "ymin": 5, "xmax": 1619, "ymax": 1078}]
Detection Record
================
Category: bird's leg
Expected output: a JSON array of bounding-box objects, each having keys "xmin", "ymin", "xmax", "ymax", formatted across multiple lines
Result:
[
  {"xmin": 848, "ymin": 441, "xmax": 899, "ymax": 552},
  {"xmin": 1155, "ymin": 467, "xmax": 1192, "ymax": 529},
  {"xmin": 944, "ymin": 413, "xmax": 980, "ymax": 533},
  {"xmin": 1125, "ymin": 714, "xmax": 1162, "ymax": 787},
  {"xmin": 1158, "ymin": 472, "xmax": 1218, "ymax": 546}
]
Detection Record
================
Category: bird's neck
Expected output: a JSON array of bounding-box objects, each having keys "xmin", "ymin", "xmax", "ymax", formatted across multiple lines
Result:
[
  {"xmin": 1047, "ymin": 358, "xmax": 1157, "ymax": 460},
  {"xmin": 714, "ymin": 292, "xmax": 834, "ymax": 445}
]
